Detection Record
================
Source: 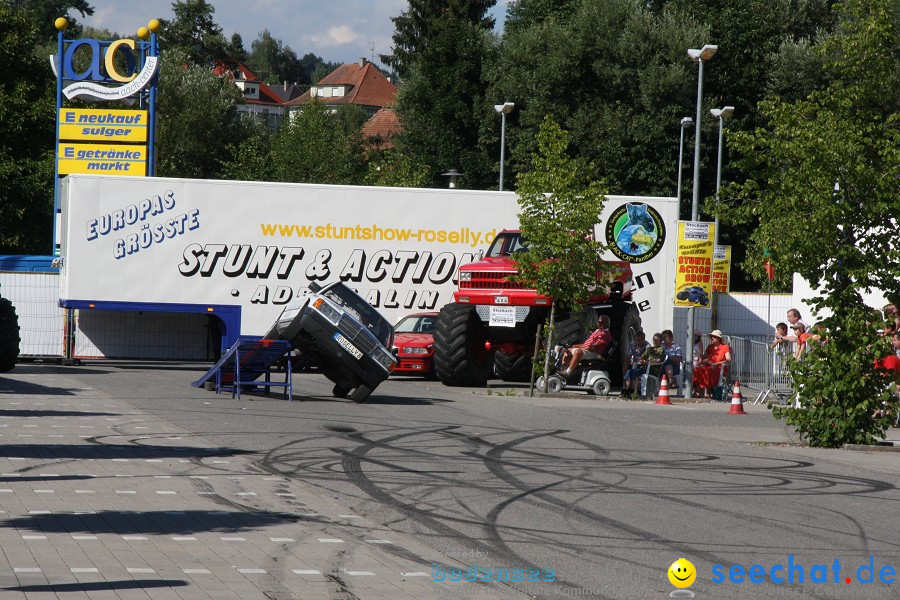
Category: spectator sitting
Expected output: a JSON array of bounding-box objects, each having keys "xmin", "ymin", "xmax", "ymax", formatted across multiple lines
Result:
[
  {"xmin": 660, "ymin": 329, "xmax": 683, "ymax": 394},
  {"xmin": 692, "ymin": 330, "xmax": 732, "ymax": 398},
  {"xmin": 559, "ymin": 314, "xmax": 612, "ymax": 378},
  {"xmin": 621, "ymin": 330, "xmax": 650, "ymax": 397},
  {"xmin": 639, "ymin": 333, "xmax": 665, "ymax": 367}
]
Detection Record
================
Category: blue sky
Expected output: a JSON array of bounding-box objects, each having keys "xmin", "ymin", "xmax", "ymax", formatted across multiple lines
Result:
[{"xmin": 79, "ymin": 0, "xmax": 510, "ymax": 66}]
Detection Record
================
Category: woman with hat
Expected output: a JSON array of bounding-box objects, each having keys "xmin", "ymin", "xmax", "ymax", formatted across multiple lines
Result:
[{"xmin": 693, "ymin": 330, "xmax": 732, "ymax": 398}]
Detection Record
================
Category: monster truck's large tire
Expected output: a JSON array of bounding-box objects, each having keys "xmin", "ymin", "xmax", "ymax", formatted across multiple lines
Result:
[
  {"xmin": 0, "ymin": 298, "xmax": 20, "ymax": 373},
  {"xmin": 552, "ymin": 308, "xmax": 596, "ymax": 347},
  {"xmin": 597, "ymin": 302, "xmax": 641, "ymax": 386},
  {"xmin": 433, "ymin": 303, "xmax": 493, "ymax": 387},
  {"xmin": 494, "ymin": 350, "xmax": 532, "ymax": 382}
]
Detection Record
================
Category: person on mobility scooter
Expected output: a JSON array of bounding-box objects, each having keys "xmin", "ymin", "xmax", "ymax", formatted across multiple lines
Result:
[
  {"xmin": 538, "ymin": 314, "xmax": 615, "ymax": 395},
  {"xmin": 559, "ymin": 314, "xmax": 613, "ymax": 377}
]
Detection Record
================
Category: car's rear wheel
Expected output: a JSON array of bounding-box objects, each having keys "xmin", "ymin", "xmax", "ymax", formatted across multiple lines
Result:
[
  {"xmin": 351, "ymin": 385, "xmax": 372, "ymax": 403},
  {"xmin": 332, "ymin": 384, "xmax": 350, "ymax": 398}
]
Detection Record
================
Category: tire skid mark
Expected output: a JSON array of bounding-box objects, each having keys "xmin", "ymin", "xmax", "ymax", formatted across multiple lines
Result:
[{"xmin": 338, "ymin": 428, "xmax": 595, "ymax": 597}]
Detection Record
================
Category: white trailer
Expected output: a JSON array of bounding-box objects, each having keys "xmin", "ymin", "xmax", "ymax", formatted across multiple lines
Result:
[{"xmin": 58, "ymin": 174, "xmax": 679, "ymax": 359}]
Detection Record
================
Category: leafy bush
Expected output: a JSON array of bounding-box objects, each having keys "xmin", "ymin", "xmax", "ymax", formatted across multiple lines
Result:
[{"xmin": 771, "ymin": 306, "xmax": 899, "ymax": 448}]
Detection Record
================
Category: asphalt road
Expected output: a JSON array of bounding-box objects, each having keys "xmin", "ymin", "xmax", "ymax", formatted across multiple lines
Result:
[{"xmin": 49, "ymin": 362, "xmax": 900, "ymax": 600}]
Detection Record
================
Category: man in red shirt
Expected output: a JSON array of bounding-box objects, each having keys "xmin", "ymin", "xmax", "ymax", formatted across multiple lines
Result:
[{"xmin": 559, "ymin": 314, "xmax": 612, "ymax": 377}]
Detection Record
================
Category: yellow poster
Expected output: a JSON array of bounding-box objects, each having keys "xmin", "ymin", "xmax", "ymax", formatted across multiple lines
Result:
[
  {"xmin": 58, "ymin": 108, "xmax": 148, "ymax": 142},
  {"xmin": 58, "ymin": 143, "xmax": 147, "ymax": 176},
  {"xmin": 713, "ymin": 245, "xmax": 731, "ymax": 292},
  {"xmin": 674, "ymin": 221, "xmax": 715, "ymax": 308}
]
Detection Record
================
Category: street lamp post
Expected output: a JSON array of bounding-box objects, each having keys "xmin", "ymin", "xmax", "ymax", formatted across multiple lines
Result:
[
  {"xmin": 684, "ymin": 44, "xmax": 717, "ymax": 397},
  {"xmin": 677, "ymin": 117, "xmax": 694, "ymax": 205},
  {"xmin": 709, "ymin": 106, "xmax": 734, "ymax": 331},
  {"xmin": 710, "ymin": 106, "xmax": 734, "ymax": 247},
  {"xmin": 494, "ymin": 102, "xmax": 515, "ymax": 191}
]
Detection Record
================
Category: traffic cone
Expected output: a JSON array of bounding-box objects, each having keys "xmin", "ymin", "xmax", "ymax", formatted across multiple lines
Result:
[
  {"xmin": 728, "ymin": 381, "xmax": 747, "ymax": 414},
  {"xmin": 656, "ymin": 375, "xmax": 673, "ymax": 405}
]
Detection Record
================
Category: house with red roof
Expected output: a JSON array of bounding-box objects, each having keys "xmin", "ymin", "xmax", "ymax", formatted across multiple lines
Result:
[
  {"xmin": 213, "ymin": 61, "xmax": 287, "ymax": 130},
  {"xmin": 286, "ymin": 58, "xmax": 397, "ymax": 118},
  {"xmin": 361, "ymin": 108, "xmax": 402, "ymax": 150}
]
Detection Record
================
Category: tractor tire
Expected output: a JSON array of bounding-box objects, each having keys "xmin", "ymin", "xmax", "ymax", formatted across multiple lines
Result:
[
  {"xmin": 598, "ymin": 302, "xmax": 641, "ymax": 386},
  {"xmin": 552, "ymin": 308, "xmax": 596, "ymax": 347},
  {"xmin": 0, "ymin": 298, "xmax": 20, "ymax": 373},
  {"xmin": 433, "ymin": 303, "xmax": 493, "ymax": 387},
  {"xmin": 494, "ymin": 350, "xmax": 532, "ymax": 382}
]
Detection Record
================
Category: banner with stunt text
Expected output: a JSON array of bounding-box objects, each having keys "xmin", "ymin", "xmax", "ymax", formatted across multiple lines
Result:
[
  {"xmin": 712, "ymin": 245, "xmax": 731, "ymax": 293},
  {"xmin": 673, "ymin": 221, "xmax": 715, "ymax": 309}
]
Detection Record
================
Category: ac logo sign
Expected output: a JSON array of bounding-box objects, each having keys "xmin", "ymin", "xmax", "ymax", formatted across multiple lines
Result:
[{"xmin": 51, "ymin": 22, "xmax": 160, "ymax": 101}]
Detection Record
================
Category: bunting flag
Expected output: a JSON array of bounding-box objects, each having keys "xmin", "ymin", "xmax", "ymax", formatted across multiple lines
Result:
[{"xmin": 763, "ymin": 259, "xmax": 775, "ymax": 282}]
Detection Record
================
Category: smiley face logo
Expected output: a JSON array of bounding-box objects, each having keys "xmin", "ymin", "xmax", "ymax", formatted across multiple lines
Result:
[{"xmin": 668, "ymin": 558, "xmax": 696, "ymax": 588}]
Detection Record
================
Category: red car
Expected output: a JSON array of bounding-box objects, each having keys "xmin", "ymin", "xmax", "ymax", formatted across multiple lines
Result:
[{"xmin": 392, "ymin": 312, "xmax": 439, "ymax": 377}]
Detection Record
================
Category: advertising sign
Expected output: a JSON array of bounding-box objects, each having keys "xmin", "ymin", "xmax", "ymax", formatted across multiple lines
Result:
[
  {"xmin": 674, "ymin": 221, "xmax": 715, "ymax": 309},
  {"xmin": 58, "ymin": 143, "xmax": 147, "ymax": 176},
  {"xmin": 713, "ymin": 245, "xmax": 731, "ymax": 293},
  {"xmin": 52, "ymin": 38, "xmax": 158, "ymax": 101},
  {"xmin": 60, "ymin": 175, "xmax": 680, "ymax": 337},
  {"xmin": 59, "ymin": 109, "xmax": 149, "ymax": 142}
]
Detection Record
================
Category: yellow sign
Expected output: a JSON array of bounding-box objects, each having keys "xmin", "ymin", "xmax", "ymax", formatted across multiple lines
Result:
[
  {"xmin": 713, "ymin": 245, "xmax": 732, "ymax": 292},
  {"xmin": 674, "ymin": 221, "xmax": 715, "ymax": 308},
  {"xmin": 58, "ymin": 108, "xmax": 148, "ymax": 142},
  {"xmin": 58, "ymin": 143, "xmax": 147, "ymax": 176}
]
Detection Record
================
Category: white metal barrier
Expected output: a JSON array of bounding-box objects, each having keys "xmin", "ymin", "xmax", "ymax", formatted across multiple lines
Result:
[
  {"xmin": 0, "ymin": 271, "xmax": 65, "ymax": 358},
  {"xmin": 723, "ymin": 335, "xmax": 796, "ymax": 404}
]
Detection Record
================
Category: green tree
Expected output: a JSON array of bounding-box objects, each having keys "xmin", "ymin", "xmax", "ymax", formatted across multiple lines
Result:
[
  {"xmin": 365, "ymin": 151, "xmax": 430, "ymax": 188},
  {"xmin": 221, "ymin": 116, "xmax": 274, "ymax": 182},
  {"xmin": 158, "ymin": 0, "xmax": 229, "ymax": 66},
  {"xmin": 10, "ymin": 0, "xmax": 93, "ymax": 38},
  {"xmin": 0, "ymin": 2, "xmax": 56, "ymax": 254},
  {"xmin": 155, "ymin": 47, "xmax": 246, "ymax": 178},
  {"xmin": 486, "ymin": 0, "xmax": 707, "ymax": 198},
  {"xmin": 227, "ymin": 32, "xmax": 247, "ymax": 64},
  {"xmin": 299, "ymin": 52, "xmax": 339, "ymax": 85},
  {"xmin": 246, "ymin": 29, "xmax": 301, "ymax": 85},
  {"xmin": 490, "ymin": 0, "xmax": 841, "ymax": 290},
  {"xmin": 381, "ymin": 0, "xmax": 496, "ymax": 81},
  {"xmin": 393, "ymin": 15, "xmax": 497, "ymax": 188},
  {"xmin": 269, "ymin": 102, "xmax": 366, "ymax": 185},
  {"xmin": 724, "ymin": 0, "xmax": 900, "ymax": 446},
  {"xmin": 513, "ymin": 117, "xmax": 610, "ymax": 381}
]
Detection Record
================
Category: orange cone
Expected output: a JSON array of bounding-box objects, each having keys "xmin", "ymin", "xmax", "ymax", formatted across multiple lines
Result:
[
  {"xmin": 728, "ymin": 381, "xmax": 747, "ymax": 414},
  {"xmin": 656, "ymin": 375, "xmax": 673, "ymax": 405}
]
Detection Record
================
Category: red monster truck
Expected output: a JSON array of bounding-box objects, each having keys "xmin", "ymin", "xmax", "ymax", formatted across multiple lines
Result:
[{"xmin": 433, "ymin": 229, "xmax": 641, "ymax": 386}]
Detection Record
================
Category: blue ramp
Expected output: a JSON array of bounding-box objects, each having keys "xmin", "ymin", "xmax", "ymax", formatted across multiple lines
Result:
[{"xmin": 192, "ymin": 336, "xmax": 293, "ymax": 401}]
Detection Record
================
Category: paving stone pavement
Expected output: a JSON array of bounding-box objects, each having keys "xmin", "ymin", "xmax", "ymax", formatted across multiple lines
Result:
[{"xmin": 0, "ymin": 370, "xmax": 529, "ymax": 600}]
